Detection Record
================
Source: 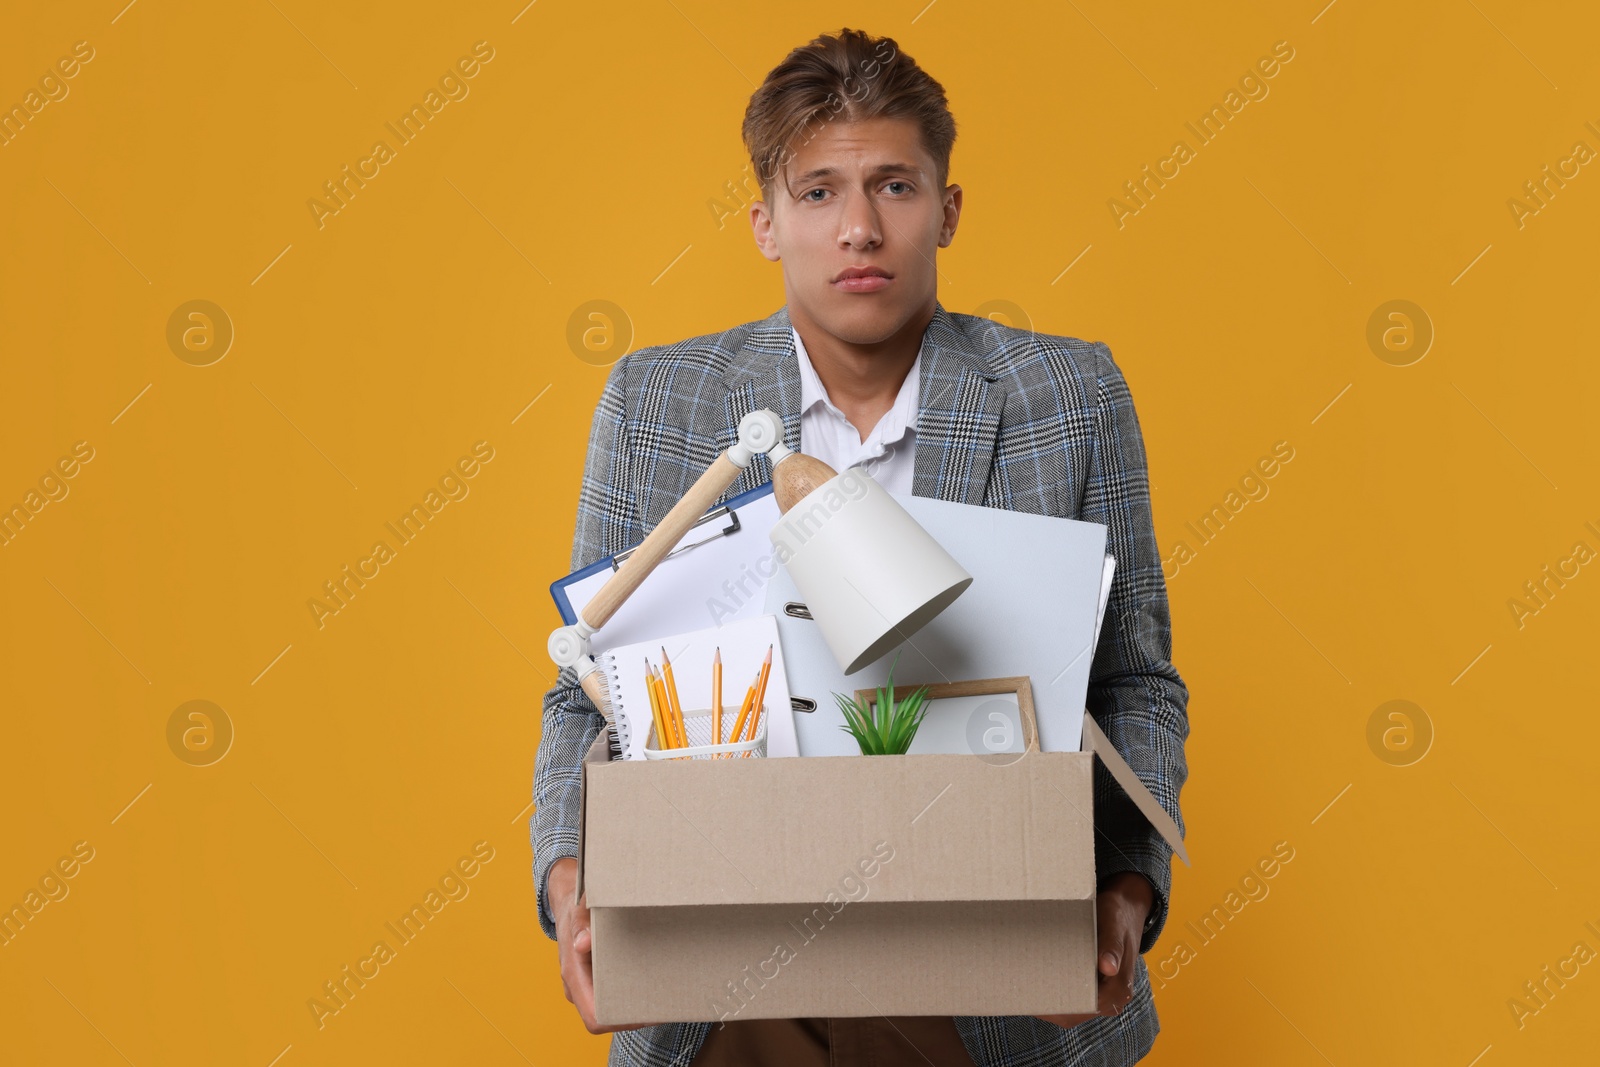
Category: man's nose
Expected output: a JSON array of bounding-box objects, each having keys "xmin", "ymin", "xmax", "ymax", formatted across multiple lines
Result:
[{"xmin": 838, "ymin": 191, "xmax": 882, "ymax": 249}]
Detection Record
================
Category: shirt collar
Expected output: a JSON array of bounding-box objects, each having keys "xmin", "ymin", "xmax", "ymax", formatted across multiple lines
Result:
[{"xmin": 792, "ymin": 326, "xmax": 922, "ymax": 444}]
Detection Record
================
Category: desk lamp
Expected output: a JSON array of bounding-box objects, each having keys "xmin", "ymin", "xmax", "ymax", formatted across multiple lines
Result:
[{"xmin": 547, "ymin": 410, "xmax": 971, "ymax": 723}]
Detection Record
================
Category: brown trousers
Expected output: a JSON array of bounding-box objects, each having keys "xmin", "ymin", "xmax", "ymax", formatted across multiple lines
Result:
[{"xmin": 691, "ymin": 1016, "xmax": 978, "ymax": 1066}]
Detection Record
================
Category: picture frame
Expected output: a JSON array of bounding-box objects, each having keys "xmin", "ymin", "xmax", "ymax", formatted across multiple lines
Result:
[{"xmin": 853, "ymin": 675, "xmax": 1039, "ymax": 754}]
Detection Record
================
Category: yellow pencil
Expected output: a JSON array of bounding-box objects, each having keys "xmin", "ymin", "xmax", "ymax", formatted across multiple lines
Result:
[
  {"xmin": 645, "ymin": 659, "xmax": 669, "ymax": 750},
  {"xmin": 712, "ymin": 647, "xmax": 723, "ymax": 746},
  {"xmin": 651, "ymin": 665, "xmax": 681, "ymax": 749},
  {"xmin": 660, "ymin": 647, "xmax": 687, "ymax": 750},
  {"xmin": 745, "ymin": 644, "xmax": 774, "ymax": 744},
  {"xmin": 646, "ymin": 664, "xmax": 667, "ymax": 748},
  {"xmin": 727, "ymin": 667, "xmax": 760, "ymax": 746}
]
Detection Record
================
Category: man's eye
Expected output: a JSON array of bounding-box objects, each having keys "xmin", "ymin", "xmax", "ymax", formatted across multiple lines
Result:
[
  {"xmin": 885, "ymin": 181, "xmax": 911, "ymax": 194},
  {"xmin": 804, "ymin": 188, "xmax": 828, "ymax": 202}
]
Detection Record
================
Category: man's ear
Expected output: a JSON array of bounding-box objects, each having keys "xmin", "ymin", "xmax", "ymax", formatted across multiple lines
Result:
[
  {"xmin": 938, "ymin": 183, "xmax": 963, "ymax": 248},
  {"xmin": 750, "ymin": 201, "xmax": 781, "ymax": 262}
]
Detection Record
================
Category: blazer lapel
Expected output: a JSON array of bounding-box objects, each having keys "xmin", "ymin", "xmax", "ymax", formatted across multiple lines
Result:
[
  {"xmin": 721, "ymin": 300, "xmax": 1003, "ymax": 507},
  {"xmin": 913, "ymin": 301, "xmax": 1004, "ymax": 506},
  {"xmin": 720, "ymin": 305, "xmax": 802, "ymax": 499}
]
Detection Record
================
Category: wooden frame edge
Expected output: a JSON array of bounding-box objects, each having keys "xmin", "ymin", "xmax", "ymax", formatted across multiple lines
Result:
[{"xmin": 853, "ymin": 675, "xmax": 1038, "ymax": 753}]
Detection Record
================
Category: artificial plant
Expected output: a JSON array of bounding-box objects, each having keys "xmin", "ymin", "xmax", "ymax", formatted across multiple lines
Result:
[{"xmin": 833, "ymin": 655, "xmax": 933, "ymax": 756}]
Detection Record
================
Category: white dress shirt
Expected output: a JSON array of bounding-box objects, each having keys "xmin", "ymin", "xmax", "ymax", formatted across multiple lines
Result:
[{"xmin": 792, "ymin": 327, "xmax": 920, "ymax": 496}]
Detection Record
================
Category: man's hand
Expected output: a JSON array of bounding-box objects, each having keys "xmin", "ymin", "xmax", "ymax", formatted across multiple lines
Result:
[
  {"xmin": 549, "ymin": 857, "xmax": 659, "ymax": 1034},
  {"xmin": 1035, "ymin": 871, "xmax": 1154, "ymax": 1030}
]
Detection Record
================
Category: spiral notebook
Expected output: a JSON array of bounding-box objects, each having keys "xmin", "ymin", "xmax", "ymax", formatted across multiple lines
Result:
[{"xmin": 594, "ymin": 613, "xmax": 797, "ymax": 760}]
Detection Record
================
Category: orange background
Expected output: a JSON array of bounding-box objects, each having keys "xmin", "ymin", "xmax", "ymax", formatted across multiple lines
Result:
[{"xmin": 1, "ymin": 1, "xmax": 1595, "ymax": 1064}]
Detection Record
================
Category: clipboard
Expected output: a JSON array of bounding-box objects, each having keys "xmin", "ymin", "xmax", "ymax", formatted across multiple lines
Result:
[{"xmin": 550, "ymin": 481, "xmax": 785, "ymax": 654}]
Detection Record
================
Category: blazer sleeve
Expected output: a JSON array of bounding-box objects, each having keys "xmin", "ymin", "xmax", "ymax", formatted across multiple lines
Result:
[
  {"xmin": 530, "ymin": 356, "xmax": 638, "ymax": 941},
  {"xmin": 1079, "ymin": 341, "xmax": 1191, "ymax": 956}
]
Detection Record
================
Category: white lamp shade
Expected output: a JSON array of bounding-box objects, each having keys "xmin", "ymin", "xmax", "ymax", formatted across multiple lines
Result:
[{"xmin": 770, "ymin": 466, "xmax": 972, "ymax": 674}]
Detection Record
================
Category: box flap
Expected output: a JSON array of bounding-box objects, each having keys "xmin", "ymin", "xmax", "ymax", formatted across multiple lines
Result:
[
  {"xmin": 583, "ymin": 751, "xmax": 1097, "ymax": 908},
  {"xmin": 1080, "ymin": 711, "xmax": 1190, "ymax": 866}
]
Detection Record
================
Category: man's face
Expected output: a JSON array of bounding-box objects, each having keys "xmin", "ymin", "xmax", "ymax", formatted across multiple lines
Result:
[{"xmin": 751, "ymin": 116, "xmax": 960, "ymax": 344}]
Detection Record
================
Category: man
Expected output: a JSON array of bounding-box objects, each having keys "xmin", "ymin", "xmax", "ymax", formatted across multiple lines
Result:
[{"xmin": 533, "ymin": 27, "xmax": 1190, "ymax": 1067}]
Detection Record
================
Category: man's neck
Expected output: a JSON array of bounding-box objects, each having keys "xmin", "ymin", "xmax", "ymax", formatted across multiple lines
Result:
[{"xmin": 790, "ymin": 299, "xmax": 933, "ymax": 443}]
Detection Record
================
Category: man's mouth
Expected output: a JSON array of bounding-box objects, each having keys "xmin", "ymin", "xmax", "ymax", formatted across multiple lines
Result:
[{"xmin": 833, "ymin": 266, "xmax": 893, "ymax": 292}]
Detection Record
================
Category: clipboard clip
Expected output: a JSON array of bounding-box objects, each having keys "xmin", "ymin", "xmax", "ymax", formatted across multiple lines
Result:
[
  {"xmin": 783, "ymin": 602, "xmax": 813, "ymax": 620},
  {"xmin": 613, "ymin": 504, "xmax": 741, "ymax": 570}
]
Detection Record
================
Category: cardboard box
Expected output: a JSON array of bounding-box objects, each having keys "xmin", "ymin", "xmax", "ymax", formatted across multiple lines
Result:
[{"xmin": 577, "ymin": 710, "xmax": 1187, "ymax": 1026}]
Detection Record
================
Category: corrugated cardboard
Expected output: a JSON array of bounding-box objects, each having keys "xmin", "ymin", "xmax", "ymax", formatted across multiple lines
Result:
[{"xmin": 577, "ymin": 711, "xmax": 1187, "ymax": 1025}]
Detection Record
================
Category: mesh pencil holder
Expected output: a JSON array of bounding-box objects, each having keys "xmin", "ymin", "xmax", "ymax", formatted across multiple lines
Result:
[{"xmin": 643, "ymin": 707, "xmax": 768, "ymax": 760}]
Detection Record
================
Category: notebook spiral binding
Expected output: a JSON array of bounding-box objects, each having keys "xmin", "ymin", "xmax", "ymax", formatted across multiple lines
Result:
[{"xmin": 591, "ymin": 651, "xmax": 632, "ymax": 760}]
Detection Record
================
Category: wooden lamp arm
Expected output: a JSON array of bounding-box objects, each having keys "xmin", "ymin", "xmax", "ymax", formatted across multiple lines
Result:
[
  {"xmin": 581, "ymin": 451, "xmax": 742, "ymax": 632},
  {"xmin": 547, "ymin": 409, "xmax": 792, "ymax": 672}
]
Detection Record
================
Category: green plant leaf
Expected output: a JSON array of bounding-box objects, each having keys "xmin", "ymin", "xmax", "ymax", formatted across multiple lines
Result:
[
  {"xmin": 836, "ymin": 690, "xmax": 884, "ymax": 754},
  {"xmin": 895, "ymin": 686, "xmax": 933, "ymax": 753},
  {"xmin": 831, "ymin": 652, "xmax": 935, "ymax": 756}
]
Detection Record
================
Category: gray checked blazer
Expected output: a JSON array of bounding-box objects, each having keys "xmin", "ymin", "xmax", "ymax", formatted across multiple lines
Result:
[{"xmin": 532, "ymin": 300, "xmax": 1191, "ymax": 1067}]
